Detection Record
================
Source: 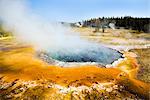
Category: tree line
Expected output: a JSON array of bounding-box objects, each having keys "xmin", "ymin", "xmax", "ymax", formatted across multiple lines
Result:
[{"xmin": 80, "ymin": 16, "xmax": 150, "ymax": 33}]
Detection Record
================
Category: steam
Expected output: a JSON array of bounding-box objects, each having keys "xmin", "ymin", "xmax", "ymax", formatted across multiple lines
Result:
[
  {"xmin": 109, "ymin": 23, "xmax": 115, "ymax": 30},
  {"xmin": 0, "ymin": 0, "xmax": 122, "ymax": 65},
  {"xmin": 0, "ymin": 0, "xmax": 91, "ymax": 50}
]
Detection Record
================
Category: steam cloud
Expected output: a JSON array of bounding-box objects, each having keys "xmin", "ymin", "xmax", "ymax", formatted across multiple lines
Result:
[
  {"xmin": 0, "ymin": 0, "xmax": 122, "ymax": 65},
  {"xmin": 0, "ymin": 0, "xmax": 90, "ymax": 50}
]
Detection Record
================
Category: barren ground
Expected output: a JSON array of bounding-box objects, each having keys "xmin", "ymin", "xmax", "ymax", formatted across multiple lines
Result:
[{"xmin": 0, "ymin": 28, "xmax": 150, "ymax": 99}]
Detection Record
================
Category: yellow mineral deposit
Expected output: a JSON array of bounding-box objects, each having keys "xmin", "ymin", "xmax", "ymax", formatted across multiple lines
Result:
[{"xmin": 0, "ymin": 43, "xmax": 149, "ymax": 99}]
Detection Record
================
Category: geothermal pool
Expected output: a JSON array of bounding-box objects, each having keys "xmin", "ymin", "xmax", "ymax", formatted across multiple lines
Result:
[{"xmin": 41, "ymin": 45, "xmax": 122, "ymax": 66}]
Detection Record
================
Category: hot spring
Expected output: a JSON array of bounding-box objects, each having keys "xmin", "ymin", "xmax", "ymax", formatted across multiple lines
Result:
[
  {"xmin": 39, "ymin": 44, "xmax": 122, "ymax": 66},
  {"xmin": 0, "ymin": 0, "xmax": 122, "ymax": 67}
]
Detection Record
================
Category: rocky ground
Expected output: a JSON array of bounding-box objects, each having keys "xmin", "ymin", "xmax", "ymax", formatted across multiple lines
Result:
[{"xmin": 0, "ymin": 77, "xmax": 140, "ymax": 100}]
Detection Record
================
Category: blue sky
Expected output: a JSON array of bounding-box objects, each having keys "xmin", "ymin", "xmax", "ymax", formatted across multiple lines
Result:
[{"xmin": 29, "ymin": 0, "xmax": 149, "ymax": 22}]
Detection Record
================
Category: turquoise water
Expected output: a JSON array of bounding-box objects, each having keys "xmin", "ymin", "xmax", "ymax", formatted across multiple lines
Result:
[{"xmin": 46, "ymin": 46, "xmax": 122, "ymax": 66}]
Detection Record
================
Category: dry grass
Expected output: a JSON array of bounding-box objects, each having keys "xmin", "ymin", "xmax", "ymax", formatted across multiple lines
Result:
[
  {"xmin": 73, "ymin": 27, "xmax": 150, "ymax": 46},
  {"xmin": 130, "ymin": 48, "xmax": 150, "ymax": 83}
]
